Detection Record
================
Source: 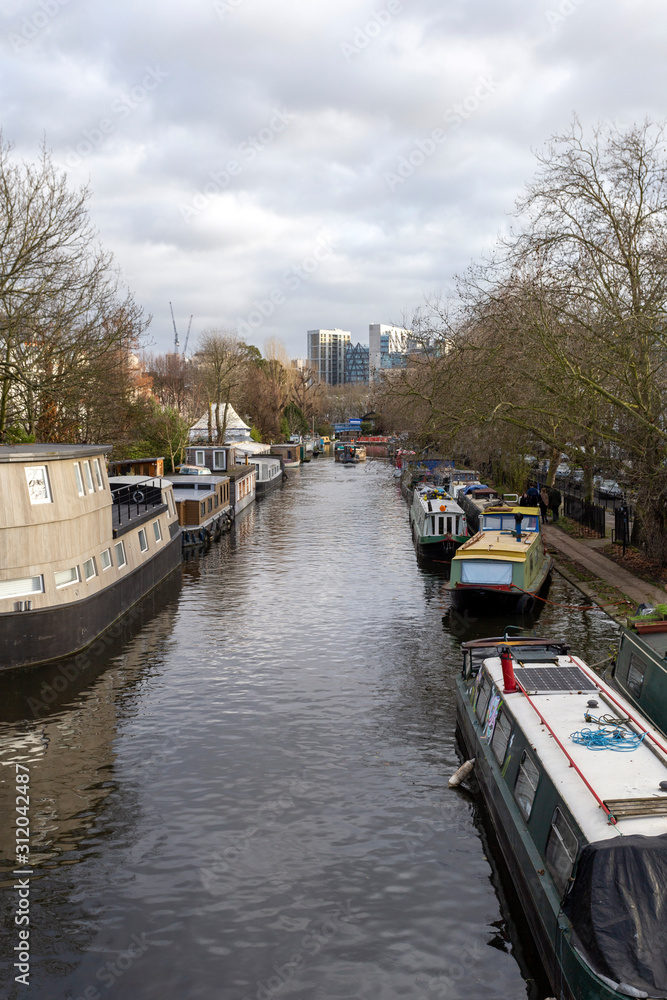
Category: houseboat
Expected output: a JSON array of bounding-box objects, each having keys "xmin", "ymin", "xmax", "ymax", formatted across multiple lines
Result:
[
  {"xmin": 457, "ymin": 632, "xmax": 667, "ymax": 1000},
  {"xmin": 334, "ymin": 442, "xmax": 366, "ymax": 463},
  {"xmin": 0, "ymin": 445, "xmax": 181, "ymax": 670},
  {"xmin": 446, "ymin": 502, "xmax": 553, "ymax": 612},
  {"xmin": 609, "ymin": 621, "xmax": 667, "ymax": 739},
  {"xmin": 455, "ymin": 483, "xmax": 501, "ymax": 533},
  {"xmin": 270, "ymin": 443, "xmax": 301, "ymax": 468},
  {"xmin": 225, "ymin": 464, "xmax": 256, "ymax": 513},
  {"xmin": 165, "ymin": 472, "xmax": 232, "ymax": 545},
  {"xmin": 246, "ymin": 455, "xmax": 284, "ymax": 497},
  {"xmin": 409, "ymin": 486, "xmax": 468, "ymax": 561}
]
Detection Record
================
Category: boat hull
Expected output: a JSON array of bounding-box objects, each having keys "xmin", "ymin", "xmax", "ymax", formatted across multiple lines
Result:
[
  {"xmin": 413, "ymin": 533, "xmax": 467, "ymax": 561},
  {"xmin": 0, "ymin": 532, "xmax": 182, "ymax": 671},
  {"xmin": 448, "ymin": 557, "xmax": 553, "ymax": 613},
  {"xmin": 255, "ymin": 476, "xmax": 283, "ymax": 497},
  {"xmin": 456, "ymin": 681, "xmax": 622, "ymax": 1000}
]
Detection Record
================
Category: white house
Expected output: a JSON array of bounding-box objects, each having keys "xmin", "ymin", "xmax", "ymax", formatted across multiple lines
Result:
[{"xmin": 189, "ymin": 403, "xmax": 251, "ymax": 443}]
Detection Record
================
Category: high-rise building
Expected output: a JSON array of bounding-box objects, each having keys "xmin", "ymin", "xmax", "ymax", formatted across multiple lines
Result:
[
  {"xmin": 344, "ymin": 343, "xmax": 369, "ymax": 383},
  {"xmin": 307, "ymin": 329, "xmax": 350, "ymax": 385},
  {"xmin": 368, "ymin": 324, "xmax": 412, "ymax": 378}
]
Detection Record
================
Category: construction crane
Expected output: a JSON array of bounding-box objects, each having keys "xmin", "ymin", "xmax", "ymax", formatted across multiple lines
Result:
[{"xmin": 169, "ymin": 303, "xmax": 194, "ymax": 356}]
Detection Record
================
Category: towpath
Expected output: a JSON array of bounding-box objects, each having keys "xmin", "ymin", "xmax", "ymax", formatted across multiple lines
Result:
[{"xmin": 543, "ymin": 524, "xmax": 667, "ymax": 608}]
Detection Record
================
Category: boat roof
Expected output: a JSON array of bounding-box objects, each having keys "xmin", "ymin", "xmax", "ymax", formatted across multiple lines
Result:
[
  {"xmin": 108, "ymin": 475, "xmax": 174, "ymax": 488},
  {"xmin": 479, "ymin": 646, "xmax": 667, "ymax": 844},
  {"xmin": 453, "ymin": 527, "xmax": 538, "ymax": 562},
  {"xmin": 416, "ymin": 489, "xmax": 465, "ymax": 515},
  {"xmin": 0, "ymin": 444, "xmax": 112, "ymax": 461}
]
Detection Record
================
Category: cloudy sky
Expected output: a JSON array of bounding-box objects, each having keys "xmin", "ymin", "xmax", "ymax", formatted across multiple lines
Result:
[{"xmin": 1, "ymin": 0, "xmax": 663, "ymax": 358}]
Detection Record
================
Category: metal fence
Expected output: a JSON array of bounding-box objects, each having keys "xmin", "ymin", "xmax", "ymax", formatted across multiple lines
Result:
[
  {"xmin": 612, "ymin": 505, "xmax": 634, "ymax": 553},
  {"xmin": 563, "ymin": 494, "xmax": 607, "ymax": 538},
  {"xmin": 110, "ymin": 481, "xmax": 165, "ymax": 526}
]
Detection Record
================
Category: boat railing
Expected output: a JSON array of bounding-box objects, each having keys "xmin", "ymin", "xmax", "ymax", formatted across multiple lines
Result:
[{"xmin": 110, "ymin": 478, "xmax": 166, "ymax": 527}]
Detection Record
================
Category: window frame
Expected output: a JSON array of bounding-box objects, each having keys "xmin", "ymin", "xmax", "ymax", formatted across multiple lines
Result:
[
  {"xmin": 25, "ymin": 465, "xmax": 52, "ymax": 505},
  {"xmin": 55, "ymin": 566, "xmax": 81, "ymax": 589},
  {"xmin": 153, "ymin": 520, "xmax": 162, "ymax": 542},
  {"xmin": 83, "ymin": 460, "xmax": 95, "ymax": 493},
  {"xmin": 626, "ymin": 654, "xmax": 646, "ymax": 699},
  {"xmin": 83, "ymin": 557, "xmax": 97, "ymax": 581},
  {"xmin": 93, "ymin": 458, "xmax": 104, "ymax": 489},
  {"xmin": 195, "ymin": 450, "xmax": 205, "ymax": 466},
  {"xmin": 114, "ymin": 541, "xmax": 127, "ymax": 568},
  {"xmin": 74, "ymin": 462, "xmax": 85, "ymax": 496},
  {"xmin": 138, "ymin": 528, "xmax": 148, "ymax": 553},
  {"xmin": 490, "ymin": 707, "xmax": 512, "ymax": 765},
  {"xmin": 545, "ymin": 806, "xmax": 579, "ymax": 896},
  {"xmin": 100, "ymin": 548, "xmax": 113, "ymax": 571},
  {"xmin": 513, "ymin": 749, "xmax": 541, "ymax": 820},
  {"xmin": 0, "ymin": 575, "xmax": 44, "ymax": 599}
]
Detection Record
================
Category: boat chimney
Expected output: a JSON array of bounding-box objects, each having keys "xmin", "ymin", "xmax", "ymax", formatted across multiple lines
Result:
[
  {"xmin": 501, "ymin": 646, "xmax": 517, "ymax": 693},
  {"xmin": 514, "ymin": 512, "xmax": 523, "ymax": 541}
]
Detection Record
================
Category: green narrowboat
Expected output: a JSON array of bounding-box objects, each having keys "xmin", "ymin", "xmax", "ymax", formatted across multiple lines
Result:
[
  {"xmin": 446, "ymin": 503, "xmax": 553, "ymax": 613},
  {"xmin": 409, "ymin": 485, "xmax": 468, "ymax": 560},
  {"xmin": 457, "ymin": 634, "xmax": 667, "ymax": 1000}
]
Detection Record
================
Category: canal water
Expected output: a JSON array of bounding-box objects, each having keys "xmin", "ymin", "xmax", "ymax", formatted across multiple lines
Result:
[{"xmin": 0, "ymin": 458, "xmax": 619, "ymax": 1000}]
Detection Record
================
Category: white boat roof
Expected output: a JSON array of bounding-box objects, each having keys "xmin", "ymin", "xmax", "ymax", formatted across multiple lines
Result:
[
  {"xmin": 108, "ymin": 475, "xmax": 174, "ymax": 489},
  {"xmin": 482, "ymin": 651, "xmax": 667, "ymax": 844},
  {"xmin": 416, "ymin": 489, "xmax": 465, "ymax": 516}
]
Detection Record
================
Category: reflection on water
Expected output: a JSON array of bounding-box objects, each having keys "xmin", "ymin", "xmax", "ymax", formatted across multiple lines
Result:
[{"xmin": 0, "ymin": 460, "xmax": 618, "ymax": 999}]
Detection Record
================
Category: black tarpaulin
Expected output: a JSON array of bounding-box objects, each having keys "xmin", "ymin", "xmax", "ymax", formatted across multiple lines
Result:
[{"xmin": 562, "ymin": 833, "xmax": 667, "ymax": 997}]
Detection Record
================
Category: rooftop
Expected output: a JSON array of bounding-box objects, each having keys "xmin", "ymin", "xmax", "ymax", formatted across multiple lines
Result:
[{"xmin": 0, "ymin": 444, "xmax": 112, "ymax": 462}]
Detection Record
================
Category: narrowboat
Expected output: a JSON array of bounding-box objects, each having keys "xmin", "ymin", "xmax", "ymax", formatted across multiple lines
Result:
[
  {"xmin": 455, "ymin": 483, "xmax": 501, "ymax": 533},
  {"xmin": 165, "ymin": 472, "xmax": 232, "ymax": 546},
  {"xmin": 409, "ymin": 486, "xmax": 467, "ymax": 560},
  {"xmin": 0, "ymin": 445, "xmax": 181, "ymax": 670},
  {"xmin": 609, "ymin": 621, "xmax": 667, "ymax": 739},
  {"xmin": 446, "ymin": 502, "xmax": 553, "ymax": 612},
  {"xmin": 457, "ymin": 633, "xmax": 667, "ymax": 1000}
]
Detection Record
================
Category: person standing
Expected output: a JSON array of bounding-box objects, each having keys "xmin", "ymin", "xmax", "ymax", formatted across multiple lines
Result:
[
  {"xmin": 548, "ymin": 485, "xmax": 562, "ymax": 522},
  {"xmin": 539, "ymin": 486, "xmax": 549, "ymax": 524}
]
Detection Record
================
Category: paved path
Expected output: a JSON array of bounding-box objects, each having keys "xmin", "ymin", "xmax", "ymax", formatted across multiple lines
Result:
[{"xmin": 543, "ymin": 524, "xmax": 667, "ymax": 608}]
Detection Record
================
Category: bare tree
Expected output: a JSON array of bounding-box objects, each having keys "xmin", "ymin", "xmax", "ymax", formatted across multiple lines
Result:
[
  {"xmin": 0, "ymin": 135, "xmax": 147, "ymax": 440},
  {"xmin": 194, "ymin": 329, "xmax": 248, "ymax": 443}
]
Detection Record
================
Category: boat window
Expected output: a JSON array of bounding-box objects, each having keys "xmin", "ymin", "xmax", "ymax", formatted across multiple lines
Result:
[
  {"xmin": 447, "ymin": 517, "xmax": 452, "ymax": 534},
  {"xmin": 55, "ymin": 566, "xmax": 81, "ymax": 588},
  {"xmin": 196, "ymin": 450, "xmax": 205, "ymax": 465},
  {"xmin": 93, "ymin": 458, "xmax": 104, "ymax": 489},
  {"xmin": 114, "ymin": 541, "xmax": 127, "ymax": 568},
  {"xmin": 461, "ymin": 561, "xmax": 513, "ymax": 585},
  {"xmin": 83, "ymin": 557, "xmax": 97, "ymax": 581},
  {"xmin": 475, "ymin": 673, "xmax": 492, "ymax": 723},
  {"xmin": 166, "ymin": 491, "xmax": 175, "ymax": 516},
  {"xmin": 626, "ymin": 654, "xmax": 646, "ymax": 698},
  {"xmin": 208, "ymin": 497, "xmax": 213, "ymax": 512},
  {"xmin": 514, "ymin": 750, "xmax": 541, "ymax": 820},
  {"xmin": 100, "ymin": 549, "xmax": 112, "ymax": 571},
  {"xmin": 545, "ymin": 807, "xmax": 578, "ymax": 896},
  {"xmin": 83, "ymin": 461, "xmax": 95, "ymax": 493},
  {"xmin": 200, "ymin": 502, "xmax": 206, "ymax": 516},
  {"xmin": 439, "ymin": 516, "xmax": 444, "ymax": 535},
  {"xmin": 25, "ymin": 465, "xmax": 52, "ymax": 505},
  {"xmin": 490, "ymin": 708, "xmax": 512, "ymax": 764},
  {"xmin": 138, "ymin": 529, "xmax": 149, "ymax": 552},
  {"xmin": 213, "ymin": 451, "xmax": 225, "ymax": 470},
  {"xmin": 153, "ymin": 520, "xmax": 162, "ymax": 542},
  {"xmin": 0, "ymin": 575, "xmax": 44, "ymax": 599},
  {"xmin": 74, "ymin": 462, "xmax": 85, "ymax": 496}
]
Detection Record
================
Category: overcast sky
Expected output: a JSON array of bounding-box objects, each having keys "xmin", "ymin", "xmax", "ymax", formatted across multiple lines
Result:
[{"xmin": 1, "ymin": 0, "xmax": 663, "ymax": 357}]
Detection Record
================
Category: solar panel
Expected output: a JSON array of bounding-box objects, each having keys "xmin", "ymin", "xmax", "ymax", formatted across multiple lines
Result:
[{"xmin": 513, "ymin": 665, "xmax": 597, "ymax": 694}]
